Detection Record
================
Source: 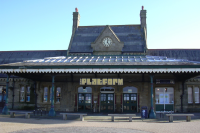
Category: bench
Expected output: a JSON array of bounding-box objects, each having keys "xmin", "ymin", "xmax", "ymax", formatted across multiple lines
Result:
[
  {"xmin": 156, "ymin": 111, "xmax": 172, "ymax": 118},
  {"xmin": 108, "ymin": 114, "xmax": 136, "ymax": 122},
  {"xmin": 8, "ymin": 111, "xmax": 33, "ymax": 119},
  {"xmin": 60, "ymin": 113, "xmax": 87, "ymax": 121},
  {"xmin": 166, "ymin": 114, "xmax": 194, "ymax": 122}
]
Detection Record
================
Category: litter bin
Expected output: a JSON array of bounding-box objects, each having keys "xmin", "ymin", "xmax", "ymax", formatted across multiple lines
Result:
[{"xmin": 141, "ymin": 106, "xmax": 148, "ymax": 118}]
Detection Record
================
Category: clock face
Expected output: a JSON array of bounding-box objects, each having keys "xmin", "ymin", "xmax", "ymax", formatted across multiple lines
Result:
[{"xmin": 102, "ymin": 37, "xmax": 112, "ymax": 47}]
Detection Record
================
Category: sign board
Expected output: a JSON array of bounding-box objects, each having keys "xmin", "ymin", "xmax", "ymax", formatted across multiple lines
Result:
[
  {"xmin": 80, "ymin": 78, "xmax": 123, "ymax": 85},
  {"xmin": 156, "ymin": 79, "xmax": 174, "ymax": 84}
]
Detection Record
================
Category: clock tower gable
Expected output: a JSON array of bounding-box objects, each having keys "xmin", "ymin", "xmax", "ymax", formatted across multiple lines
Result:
[{"xmin": 91, "ymin": 25, "xmax": 124, "ymax": 55}]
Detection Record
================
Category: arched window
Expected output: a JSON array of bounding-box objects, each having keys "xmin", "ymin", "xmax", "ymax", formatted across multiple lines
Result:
[{"xmin": 123, "ymin": 86, "xmax": 137, "ymax": 93}]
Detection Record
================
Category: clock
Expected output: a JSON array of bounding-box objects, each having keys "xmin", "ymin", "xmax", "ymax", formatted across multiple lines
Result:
[{"xmin": 102, "ymin": 37, "xmax": 112, "ymax": 47}]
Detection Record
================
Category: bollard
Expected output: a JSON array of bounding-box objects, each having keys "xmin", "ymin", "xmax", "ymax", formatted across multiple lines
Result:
[
  {"xmin": 41, "ymin": 110, "xmax": 42, "ymax": 116},
  {"xmin": 33, "ymin": 110, "xmax": 35, "ymax": 116}
]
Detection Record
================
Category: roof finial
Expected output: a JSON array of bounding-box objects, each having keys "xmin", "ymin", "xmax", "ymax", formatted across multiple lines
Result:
[
  {"xmin": 75, "ymin": 7, "xmax": 78, "ymax": 12},
  {"xmin": 142, "ymin": 6, "xmax": 144, "ymax": 10}
]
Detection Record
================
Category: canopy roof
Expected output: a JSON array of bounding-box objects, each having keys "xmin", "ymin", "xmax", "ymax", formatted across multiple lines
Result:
[{"xmin": 0, "ymin": 55, "xmax": 200, "ymax": 74}]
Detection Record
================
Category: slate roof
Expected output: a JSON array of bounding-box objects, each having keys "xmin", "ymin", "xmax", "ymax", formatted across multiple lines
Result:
[
  {"xmin": 69, "ymin": 25, "xmax": 145, "ymax": 53},
  {"xmin": 148, "ymin": 49, "xmax": 200, "ymax": 62},
  {"xmin": 1, "ymin": 49, "xmax": 200, "ymax": 66},
  {"xmin": 1, "ymin": 55, "xmax": 198, "ymax": 66},
  {"xmin": 0, "ymin": 50, "xmax": 66, "ymax": 65}
]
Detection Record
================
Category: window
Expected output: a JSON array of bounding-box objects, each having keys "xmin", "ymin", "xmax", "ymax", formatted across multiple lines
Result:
[
  {"xmin": 43, "ymin": 87, "xmax": 48, "ymax": 102},
  {"xmin": 194, "ymin": 87, "xmax": 199, "ymax": 103},
  {"xmin": 155, "ymin": 87, "xmax": 174, "ymax": 104},
  {"xmin": 0, "ymin": 86, "xmax": 3, "ymax": 102},
  {"xmin": 123, "ymin": 86, "xmax": 137, "ymax": 93},
  {"xmin": 26, "ymin": 86, "xmax": 31, "ymax": 102},
  {"xmin": 188, "ymin": 87, "xmax": 199, "ymax": 104},
  {"xmin": 188, "ymin": 87, "xmax": 193, "ymax": 103},
  {"xmin": 78, "ymin": 87, "xmax": 92, "ymax": 93},
  {"xmin": 20, "ymin": 87, "xmax": 25, "ymax": 102},
  {"xmin": 56, "ymin": 87, "xmax": 61, "ymax": 103}
]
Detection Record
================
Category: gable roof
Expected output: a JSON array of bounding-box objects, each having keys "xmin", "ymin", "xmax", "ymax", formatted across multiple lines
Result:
[
  {"xmin": 92, "ymin": 25, "xmax": 121, "ymax": 44},
  {"xmin": 69, "ymin": 25, "xmax": 145, "ymax": 53}
]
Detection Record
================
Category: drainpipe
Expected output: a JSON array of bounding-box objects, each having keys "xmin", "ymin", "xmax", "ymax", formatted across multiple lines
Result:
[
  {"xmin": 34, "ymin": 81, "xmax": 37, "ymax": 110},
  {"xmin": 12, "ymin": 76, "xmax": 15, "ymax": 109},
  {"xmin": 181, "ymin": 81, "xmax": 185, "ymax": 113}
]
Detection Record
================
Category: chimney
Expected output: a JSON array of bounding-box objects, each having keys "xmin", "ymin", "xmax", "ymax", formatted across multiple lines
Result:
[
  {"xmin": 140, "ymin": 6, "xmax": 147, "ymax": 29},
  {"xmin": 72, "ymin": 8, "xmax": 80, "ymax": 32}
]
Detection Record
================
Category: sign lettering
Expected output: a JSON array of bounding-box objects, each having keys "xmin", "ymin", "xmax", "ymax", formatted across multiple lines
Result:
[{"xmin": 80, "ymin": 78, "xmax": 123, "ymax": 85}]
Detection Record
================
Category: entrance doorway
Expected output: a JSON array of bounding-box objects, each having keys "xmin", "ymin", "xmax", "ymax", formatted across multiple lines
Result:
[
  {"xmin": 155, "ymin": 87, "xmax": 174, "ymax": 112},
  {"xmin": 0, "ymin": 86, "xmax": 5, "ymax": 108},
  {"xmin": 123, "ymin": 87, "xmax": 137, "ymax": 113},
  {"xmin": 78, "ymin": 87, "xmax": 92, "ymax": 112},
  {"xmin": 100, "ymin": 87, "xmax": 114, "ymax": 113}
]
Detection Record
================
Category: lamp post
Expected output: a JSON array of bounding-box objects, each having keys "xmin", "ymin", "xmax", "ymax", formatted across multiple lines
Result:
[
  {"xmin": 2, "ymin": 74, "xmax": 10, "ymax": 115},
  {"xmin": 149, "ymin": 75, "xmax": 156, "ymax": 118},
  {"xmin": 49, "ymin": 75, "xmax": 56, "ymax": 116}
]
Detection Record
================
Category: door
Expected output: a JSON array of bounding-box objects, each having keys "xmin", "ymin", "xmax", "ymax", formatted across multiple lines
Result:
[
  {"xmin": 123, "ymin": 93, "xmax": 137, "ymax": 113},
  {"xmin": 78, "ymin": 93, "xmax": 92, "ymax": 112},
  {"xmin": 100, "ymin": 93, "xmax": 114, "ymax": 112},
  {"xmin": 0, "ymin": 86, "xmax": 5, "ymax": 108}
]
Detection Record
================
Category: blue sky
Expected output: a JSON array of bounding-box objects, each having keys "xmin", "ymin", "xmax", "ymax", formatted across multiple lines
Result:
[{"xmin": 0, "ymin": 0, "xmax": 200, "ymax": 51}]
